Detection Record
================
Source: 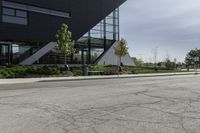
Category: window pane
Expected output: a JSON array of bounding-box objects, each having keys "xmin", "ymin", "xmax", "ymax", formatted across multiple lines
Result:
[
  {"xmin": 3, "ymin": 8, "xmax": 15, "ymax": 16},
  {"xmin": 2, "ymin": 15, "xmax": 27, "ymax": 25},
  {"xmin": 16, "ymin": 10, "xmax": 27, "ymax": 18}
]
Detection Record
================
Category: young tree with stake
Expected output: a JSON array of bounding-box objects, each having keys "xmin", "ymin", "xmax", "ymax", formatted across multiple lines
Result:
[
  {"xmin": 56, "ymin": 24, "xmax": 75, "ymax": 70},
  {"xmin": 114, "ymin": 38, "xmax": 129, "ymax": 71}
]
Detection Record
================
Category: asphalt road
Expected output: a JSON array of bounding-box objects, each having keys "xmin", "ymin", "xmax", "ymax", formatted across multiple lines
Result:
[{"xmin": 0, "ymin": 75, "xmax": 200, "ymax": 133}]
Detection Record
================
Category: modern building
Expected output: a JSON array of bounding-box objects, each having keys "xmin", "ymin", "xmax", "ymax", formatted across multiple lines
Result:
[{"xmin": 0, "ymin": 0, "xmax": 134, "ymax": 66}]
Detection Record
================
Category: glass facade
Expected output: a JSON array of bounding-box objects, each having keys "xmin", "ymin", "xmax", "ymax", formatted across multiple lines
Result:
[
  {"xmin": 84, "ymin": 8, "xmax": 119, "ymax": 41},
  {"xmin": 39, "ymin": 9, "xmax": 120, "ymax": 65},
  {"xmin": 75, "ymin": 8, "xmax": 120, "ymax": 64},
  {"xmin": 0, "ymin": 9, "xmax": 120, "ymax": 66},
  {"xmin": 0, "ymin": 43, "xmax": 40, "ymax": 65},
  {"xmin": 0, "ymin": 43, "xmax": 11, "ymax": 65}
]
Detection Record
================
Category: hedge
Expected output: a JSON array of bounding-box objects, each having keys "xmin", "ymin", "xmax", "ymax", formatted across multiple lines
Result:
[{"xmin": 0, "ymin": 66, "xmax": 61, "ymax": 78}]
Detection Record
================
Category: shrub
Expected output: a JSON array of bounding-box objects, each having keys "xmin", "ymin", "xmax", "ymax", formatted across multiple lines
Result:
[
  {"xmin": 89, "ymin": 65, "xmax": 110, "ymax": 72},
  {"xmin": 0, "ymin": 66, "xmax": 61, "ymax": 78},
  {"xmin": 104, "ymin": 66, "xmax": 119, "ymax": 75},
  {"xmin": 72, "ymin": 69, "xmax": 82, "ymax": 76},
  {"xmin": 43, "ymin": 66, "xmax": 60, "ymax": 75},
  {"xmin": 70, "ymin": 67, "xmax": 82, "ymax": 76}
]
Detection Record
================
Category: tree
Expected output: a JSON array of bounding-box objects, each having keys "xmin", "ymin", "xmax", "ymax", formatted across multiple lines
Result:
[
  {"xmin": 114, "ymin": 38, "xmax": 129, "ymax": 68},
  {"xmin": 185, "ymin": 48, "xmax": 200, "ymax": 68},
  {"xmin": 165, "ymin": 59, "xmax": 175, "ymax": 70},
  {"xmin": 157, "ymin": 62, "xmax": 162, "ymax": 69},
  {"xmin": 133, "ymin": 57, "xmax": 144, "ymax": 67},
  {"xmin": 56, "ymin": 24, "xmax": 75, "ymax": 69}
]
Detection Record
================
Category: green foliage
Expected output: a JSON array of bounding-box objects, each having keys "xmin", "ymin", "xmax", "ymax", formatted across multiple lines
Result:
[
  {"xmin": 123, "ymin": 66, "xmax": 180, "ymax": 74},
  {"xmin": 123, "ymin": 66, "xmax": 155, "ymax": 74},
  {"xmin": 0, "ymin": 65, "xmax": 185, "ymax": 79},
  {"xmin": 0, "ymin": 66, "xmax": 61, "ymax": 78},
  {"xmin": 72, "ymin": 70, "xmax": 82, "ymax": 76},
  {"xmin": 70, "ymin": 67, "xmax": 82, "ymax": 76},
  {"xmin": 88, "ymin": 65, "xmax": 180, "ymax": 75},
  {"xmin": 185, "ymin": 48, "xmax": 200, "ymax": 66},
  {"xmin": 165, "ymin": 59, "xmax": 176, "ymax": 70},
  {"xmin": 89, "ymin": 65, "xmax": 110, "ymax": 71},
  {"xmin": 133, "ymin": 57, "xmax": 144, "ymax": 67},
  {"xmin": 26, "ymin": 66, "xmax": 60, "ymax": 75},
  {"xmin": 56, "ymin": 23, "xmax": 75, "ymax": 65},
  {"xmin": 114, "ymin": 38, "xmax": 128, "ymax": 58},
  {"xmin": 114, "ymin": 38, "xmax": 129, "ymax": 67},
  {"xmin": 89, "ymin": 65, "xmax": 119, "ymax": 75}
]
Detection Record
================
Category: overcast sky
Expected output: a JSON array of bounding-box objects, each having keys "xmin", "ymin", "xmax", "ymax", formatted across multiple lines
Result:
[{"xmin": 120, "ymin": 0, "xmax": 200, "ymax": 62}]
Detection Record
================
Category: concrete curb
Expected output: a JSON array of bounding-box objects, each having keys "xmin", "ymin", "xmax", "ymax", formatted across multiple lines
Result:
[
  {"xmin": 40, "ymin": 72, "xmax": 197, "ymax": 82},
  {"xmin": 0, "ymin": 72, "xmax": 198, "ymax": 85}
]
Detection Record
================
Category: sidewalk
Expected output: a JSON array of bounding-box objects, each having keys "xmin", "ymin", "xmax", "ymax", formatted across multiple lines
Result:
[{"xmin": 0, "ymin": 72, "xmax": 198, "ymax": 85}]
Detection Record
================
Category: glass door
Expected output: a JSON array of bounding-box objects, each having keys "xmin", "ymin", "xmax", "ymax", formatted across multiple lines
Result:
[{"xmin": 0, "ymin": 44, "xmax": 11, "ymax": 65}]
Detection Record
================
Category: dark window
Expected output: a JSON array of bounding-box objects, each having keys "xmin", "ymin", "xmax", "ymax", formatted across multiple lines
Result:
[
  {"xmin": 16, "ymin": 10, "xmax": 27, "ymax": 18},
  {"xmin": 2, "ymin": 1, "xmax": 70, "ymax": 18},
  {"xmin": 2, "ymin": 8, "xmax": 15, "ymax": 16},
  {"xmin": 2, "ymin": 7, "xmax": 28, "ymax": 25}
]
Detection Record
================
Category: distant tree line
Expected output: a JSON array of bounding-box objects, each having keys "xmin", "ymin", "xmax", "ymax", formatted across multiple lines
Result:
[
  {"xmin": 185, "ymin": 48, "xmax": 200, "ymax": 70},
  {"xmin": 132, "ymin": 48, "xmax": 200, "ymax": 71}
]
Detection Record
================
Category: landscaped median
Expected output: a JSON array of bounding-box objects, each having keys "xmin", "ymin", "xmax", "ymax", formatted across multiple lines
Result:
[{"xmin": 0, "ymin": 65, "xmax": 188, "ymax": 79}]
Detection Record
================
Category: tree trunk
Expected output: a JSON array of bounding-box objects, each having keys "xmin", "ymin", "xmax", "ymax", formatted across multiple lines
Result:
[
  {"xmin": 64, "ymin": 54, "xmax": 67, "ymax": 71},
  {"xmin": 119, "ymin": 56, "xmax": 122, "ymax": 72},
  {"xmin": 119, "ymin": 56, "xmax": 122, "ymax": 67}
]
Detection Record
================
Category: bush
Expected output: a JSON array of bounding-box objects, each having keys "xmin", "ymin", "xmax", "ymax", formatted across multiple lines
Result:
[
  {"xmin": 0, "ymin": 65, "xmax": 182, "ymax": 78},
  {"xmin": 89, "ymin": 65, "xmax": 110, "ymax": 72},
  {"xmin": 72, "ymin": 69, "xmax": 82, "ymax": 76},
  {"xmin": 70, "ymin": 67, "xmax": 82, "ymax": 76},
  {"xmin": 104, "ymin": 66, "xmax": 119, "ymax": 75},
  {"xmin": 0, "ymin": 66, "xmax": 61, "ymax": 78},
  {"xmin": 89, "ymin": 65, "xmax": 120, "ymax": 75}
]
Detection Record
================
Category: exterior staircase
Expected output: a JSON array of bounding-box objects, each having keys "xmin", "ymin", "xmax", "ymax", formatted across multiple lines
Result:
[
  {"xmin": 20, "ymin": 42, "xmax": 57, "ymax": 65},
  {"xmin": 96, "ymin": 41, "xmax": 135, "ymax": 66}
]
